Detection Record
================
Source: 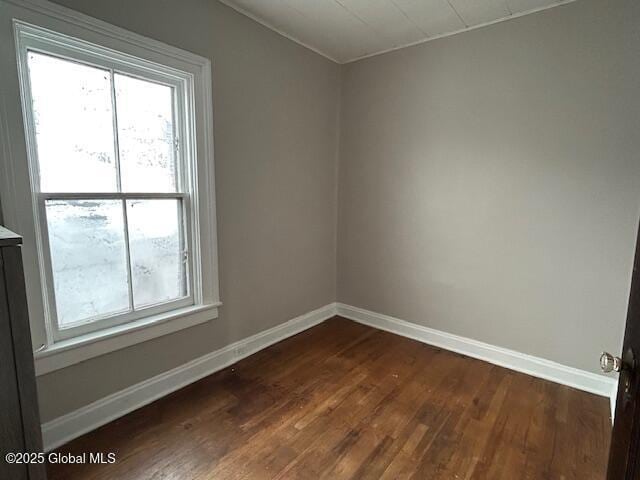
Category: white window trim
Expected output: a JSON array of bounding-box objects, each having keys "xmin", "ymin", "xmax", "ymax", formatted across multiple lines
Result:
[
  {"xmin": 17, "ymin": 25, "xmax": 199, "ymax": 342},
  {"xmin": 0, "ymin": 0, "xmax": 221, "ymax": 375}
]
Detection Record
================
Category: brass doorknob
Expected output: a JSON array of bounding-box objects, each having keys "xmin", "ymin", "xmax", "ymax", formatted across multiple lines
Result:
[{"xmin": 601, "ymin": 352, "xmax": 622, "ymax": 373}]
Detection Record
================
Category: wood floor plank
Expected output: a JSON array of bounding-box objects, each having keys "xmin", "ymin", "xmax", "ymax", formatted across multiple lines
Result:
[{"xmin": 47, "ymin": 317, "xmax": 611, "ymax": 480}]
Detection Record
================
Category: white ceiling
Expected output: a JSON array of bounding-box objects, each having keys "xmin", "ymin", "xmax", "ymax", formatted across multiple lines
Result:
[{"xmin": 219, "ymin": 0, "xmax": 577, "ymax": 63}]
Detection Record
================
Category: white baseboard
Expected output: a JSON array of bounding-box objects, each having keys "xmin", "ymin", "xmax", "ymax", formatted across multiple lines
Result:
[
  {"xmin": 610, "ymin": 379, "xmax": 619, "ymax": 422},
  {"xmin": 41, "ymin": 303, "xmax": 338, "ymax": 452},
  {"xmin": 336, "ymin": 303, "xmax": 617, "ymax": 406},
  {"xmin": 42, "ymin": 301, "xmax": 618, "ymax": 451}
]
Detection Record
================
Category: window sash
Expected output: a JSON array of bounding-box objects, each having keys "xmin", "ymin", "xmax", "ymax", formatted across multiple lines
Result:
[
  {"xmin": 38, "ymin": 193, "xmax": 194, "ymax": 341},
  {"xmin": 16, "ymin": 30, "xmax": 200, "ymax": 342}
]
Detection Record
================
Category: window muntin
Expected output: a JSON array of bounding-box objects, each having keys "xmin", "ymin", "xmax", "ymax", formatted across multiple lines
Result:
[{"xmin": 23, "ymin": 47, "xmax": 193, "ymax": 340}]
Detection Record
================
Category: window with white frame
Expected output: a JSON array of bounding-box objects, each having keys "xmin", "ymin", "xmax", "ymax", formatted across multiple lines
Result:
[{"xmin": 11, "ymin": 20, "xmax": 219, "ymax": 352}]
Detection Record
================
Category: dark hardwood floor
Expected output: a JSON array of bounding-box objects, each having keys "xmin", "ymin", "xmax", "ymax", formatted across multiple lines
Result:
[{"xmin": 48, "ymin": 316, "xmax": 611, "ymax": 479}]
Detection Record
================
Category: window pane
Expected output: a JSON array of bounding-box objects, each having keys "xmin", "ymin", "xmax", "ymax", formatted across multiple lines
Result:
[
  {"xmin": 46, "ymin": 200, "xmax": 130, "ymax": 326},
  {"xmin": 115, "ymin": 74, "xmax": 177, "ymax": 192},
  {"xmin": 127, "ymin": 199, "xmax": 185, "ymax": 307},
  {"xmin": 28, "ymin": 52, "xmax": 117, "ymax": 192}
]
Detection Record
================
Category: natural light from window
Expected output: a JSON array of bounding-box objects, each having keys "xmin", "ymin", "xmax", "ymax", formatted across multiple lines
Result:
[{"xmin": 27, "ymin": 51, "xmax": 187, "ymax": 328}]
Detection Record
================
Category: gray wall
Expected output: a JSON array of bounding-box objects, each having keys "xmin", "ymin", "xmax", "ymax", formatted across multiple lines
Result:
[
  {"xmin": 338, "ymin": 0, "xmax": 640, "ymax": 374},
  {"xmin": 10, "ymin": 0, "xmax": 640, "ymax": 422},
  {"xmin": 35, "ymin": 0, "xmax": 341, "ymax": 422}
]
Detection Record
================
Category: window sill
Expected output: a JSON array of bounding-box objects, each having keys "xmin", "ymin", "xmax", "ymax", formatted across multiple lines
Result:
[{"xmin": 34, "ymin": 303, "xmax": 221, "ymax": 376}]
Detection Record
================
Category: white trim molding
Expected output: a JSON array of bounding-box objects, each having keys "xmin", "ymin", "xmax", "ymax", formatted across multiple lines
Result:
[
  {"xmin": 345, "ymin": 0, "xmax": 580, "ymax": 64},
  {"xmin": 336, "ymin": 303, "xmax": 617, "ymax": 403},
  {"xmin": 218, "ymin": 0, "xmax": 579, "ymax": 65},
  {"xmin": 34, "ymin": 304, "xmax": 221, "ymax": 376},
  {"xmin": 217, "ymin": 0, "xmax": 340, "ymax": 64},
  {"xmin": 41, "ymin": 303, "xmax": 338, "ymax": 451},
  {"xmin": 610, "ymin": 379, "xmax": 619, "ymax": 423}
]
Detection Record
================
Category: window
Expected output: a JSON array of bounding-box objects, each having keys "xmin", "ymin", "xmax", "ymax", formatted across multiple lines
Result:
[
  {"xmin": 6, "ymin": 17, "xmax": 219, "ymax": 370},
  {"xmin": 26, "ymin": 51, "xmax": 193, "ymax": 340}
]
